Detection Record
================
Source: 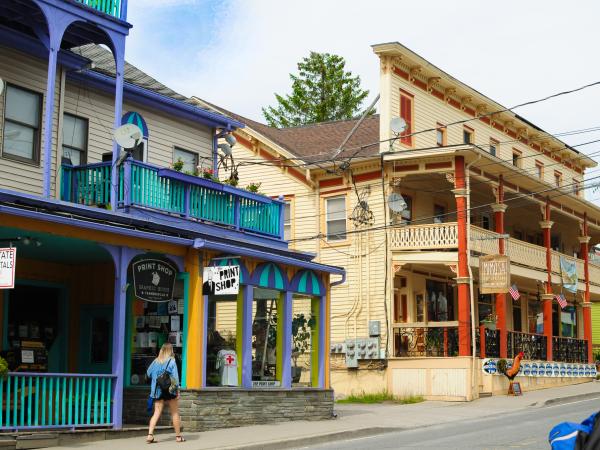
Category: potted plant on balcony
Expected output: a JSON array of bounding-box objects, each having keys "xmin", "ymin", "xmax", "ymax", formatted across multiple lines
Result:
[
  {"xmin": 480, "ymin": 313, "xmax": 497, "ymax": 330},
  {"xmin": 291, "ymin": 313, "xmax": 315, "ymax": 383}
]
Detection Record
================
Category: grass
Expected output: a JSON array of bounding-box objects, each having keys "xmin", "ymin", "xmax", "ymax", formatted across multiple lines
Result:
[{"xmin": 336, "ymin": 391, "xmax": 424, "ymax": 405}]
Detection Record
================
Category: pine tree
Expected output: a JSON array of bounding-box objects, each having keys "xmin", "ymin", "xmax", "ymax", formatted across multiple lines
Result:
[{"xmin": 262, "ymin": 52, "xmax": 369, "ymax": 127}]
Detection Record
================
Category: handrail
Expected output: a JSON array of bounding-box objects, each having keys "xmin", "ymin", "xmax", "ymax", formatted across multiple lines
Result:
[{"xmin": 74, "ymin": 0, "xmax": 124, "ymax": 20}]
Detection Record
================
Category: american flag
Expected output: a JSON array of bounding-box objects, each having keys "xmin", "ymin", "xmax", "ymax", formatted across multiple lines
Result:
[
  {"xmin": 554, "ymin": 293, "xmax": 568, "ymax": 309},
  {"xmin": 509, "ymin": 284, "xmax": 520, "ymax": 300}
]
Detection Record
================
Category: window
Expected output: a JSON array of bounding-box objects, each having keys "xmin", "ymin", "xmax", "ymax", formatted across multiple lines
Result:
[
  {"xmin": 2, "ymin": 84, "xmax": 42, "ymax": 163},
  {"xmin": 325, "ymin": 196, "xmax": 346, "ymax": 241},
  {"xmin": 173, "ymin": 147, "xmax": 199, "ymax": 174},
  {"xmin": 528, "ymin": 299, "xmax": 543, "ymax": 334},
  {"xmin": 535, "ymin": 161, "xmax": 544, "ymax": 180},
  {"xmin": 574, "ymin": 179, "xmax": 582, "ymax": 196},
  {"xmin": 554, "ymin": 171, "xmax": 562, "ymax": 187},
  {"xmin": 62, "ymin": 114, "xmax": 88, "ymax": 165},
  {"xmin": 463, "ymin": 126, "xmax": 474, "ymax": 144},
  {"xmin": 433, "ymin": 204, "xmax": 446, "ymax": 223},
  {"xmin": 399, "ymin": 90, "xmax": 414, "ymax": 146},
  {"xmin": 436, "ymin": 124, "xmax": 446, "ymax": 147},
  {"xmin": 512, "ymin": 300, "xmax": 522, "ymax": 332},
  {"xmin": 283, "ymin": 200, "xmax": 292, "ymax": 241},
  {"xmin": 561, "ymin": 305, "xmax": 577, "ymax": 338},
  {"xmin": 426, "ymin": 280, "xmax": 454, "ymax": 322},
  {"xmin": 489, "ymin": 138, "xmax": 498, "ymax": 157},
  {"xmin": 512, "ymin": 150, "xmax": 522, "ymax": 168},
  {"xmin": 478, "ymin": 293, "xmax": 494, "ymax": 324}
]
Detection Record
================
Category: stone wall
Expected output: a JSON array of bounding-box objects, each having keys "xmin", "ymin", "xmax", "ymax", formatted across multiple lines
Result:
[{"xmin": 123, "ymin": 388, "xmax": 334, "ymax": 431}]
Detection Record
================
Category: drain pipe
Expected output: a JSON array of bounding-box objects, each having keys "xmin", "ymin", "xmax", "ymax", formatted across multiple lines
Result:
[{"xmin": 466, "ymin": 153, "xmax": 481, "ymax": 401}]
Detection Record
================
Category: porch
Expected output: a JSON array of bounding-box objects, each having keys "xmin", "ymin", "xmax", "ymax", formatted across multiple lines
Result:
[{"xmin": 60, "ymin": 160, "xmax": 285, "ymax": 240}]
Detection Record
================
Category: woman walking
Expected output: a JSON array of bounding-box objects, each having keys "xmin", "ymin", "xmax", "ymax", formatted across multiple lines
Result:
[{"xmin": 146, "ymin": 343, "xmax": 185, "ymax": 443}]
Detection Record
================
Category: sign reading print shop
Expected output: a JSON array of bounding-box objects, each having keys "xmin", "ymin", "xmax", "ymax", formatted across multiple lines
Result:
[
  {"xmin": 203, "ymin": 265, "xmax": 240, "ymax": 296},
  {"xmin": 479, "ymin": 255, "xmax": 510, "ymax": 294},
  {"xmin": 132, "ymin": 257, "xmax": 177, "ymax": 302}
]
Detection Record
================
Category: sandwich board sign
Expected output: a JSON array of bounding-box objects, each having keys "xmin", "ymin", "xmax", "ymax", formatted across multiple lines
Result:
[{"xmin": 0, "ymin": 248, "xmax": 16, "ymax": 289}]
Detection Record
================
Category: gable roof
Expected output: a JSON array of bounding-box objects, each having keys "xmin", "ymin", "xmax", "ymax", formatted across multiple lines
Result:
[{"xmin": 191, "ymin": 98, "xmax": 380, "ymax": 163}]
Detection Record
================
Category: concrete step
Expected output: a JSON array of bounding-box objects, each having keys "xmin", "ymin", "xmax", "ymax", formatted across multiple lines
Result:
[{"xmin": 16, "ymin": 434, "xmax": 58, "ymax": 449}]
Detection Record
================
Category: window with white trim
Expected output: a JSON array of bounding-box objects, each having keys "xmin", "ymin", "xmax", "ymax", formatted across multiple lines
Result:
[
  {"xmin": 284, "ymin": 200, "xmax": 292, "ymax": 241},
  {"xmin": 325, "ymin": 196, "xmax": 346, "ymax": 241},
  {"xmin": 173, "ymin": 147, "xmax": 199, "ymax": 174},
  {"xmin": 62, "ymin": 114, "xmax": 88, "ymax": 165},
  {"xmin": 2, "ymin": 84, "xmax": 42, "ymax": 163}
]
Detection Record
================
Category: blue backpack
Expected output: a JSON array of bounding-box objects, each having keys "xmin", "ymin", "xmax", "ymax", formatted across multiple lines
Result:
[{"xmin": 549, "ymin": 412, "xmax": 600, "ymax": 449}]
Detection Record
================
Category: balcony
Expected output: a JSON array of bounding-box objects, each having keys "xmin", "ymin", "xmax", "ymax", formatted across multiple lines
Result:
[
  {"xmin": 393, "ymin": 324, "xmax": 459, "ymax": 357},
  {"xmin": 73, "ymin": 0, "xmax": 125, "ymax": 20},
  {"xmin": 60, "ymin": 160, "xmax": 284, "ymax": 240},
  {"xmin": 390, "ymin": 222, "xmax": 600, "ymax": 286}
]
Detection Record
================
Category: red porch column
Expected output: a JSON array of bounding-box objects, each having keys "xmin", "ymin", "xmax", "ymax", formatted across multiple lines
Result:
[
  {"xmin": 454, "ymin": 156, "xmax": 471, "ymax": 356},
  {"xmin": 579, "ymin": 214, "xmax": 593, "ymax": 362},
  {"xmin": 540, "ymin": 202, "xmax": 554, "ymax": 361},
  {"xmin": 492, "ymin": 176, "xmax": 508, "ymax": 358}
]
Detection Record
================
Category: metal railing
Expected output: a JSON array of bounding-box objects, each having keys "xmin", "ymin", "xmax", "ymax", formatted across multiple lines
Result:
[
  {"xmin": 552, "ymin": 336, "xmax": 588, "ymax": 363},
  {"xmin": 393, "ymin": 325, "xmax": 459, "ymax": 357},
  {"xmin": 507, "ymin": 331, "xmax": 547, "ymax": 361},
  {"xmin": 0, "ymin": 373, "xmax": 115, "ymax": 430}
]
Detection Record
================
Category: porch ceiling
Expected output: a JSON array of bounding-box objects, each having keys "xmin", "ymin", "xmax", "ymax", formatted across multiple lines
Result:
[{"xmin": 0, "ymin": 226, "xmax": 111, "ymax": 263}]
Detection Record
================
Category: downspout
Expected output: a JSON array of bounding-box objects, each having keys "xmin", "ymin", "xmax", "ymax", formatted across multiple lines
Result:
[{"xmin": 466, "ymin": 154, "xmax": 481, "ymax": 401}]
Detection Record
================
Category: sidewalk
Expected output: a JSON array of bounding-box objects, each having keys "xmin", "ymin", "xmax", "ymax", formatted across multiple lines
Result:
[{"xmin": 54, "ymin": 382, "xmax": 600, "ymax": 450}]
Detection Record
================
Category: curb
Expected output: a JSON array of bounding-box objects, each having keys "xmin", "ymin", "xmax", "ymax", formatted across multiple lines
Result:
[
  {"xmin": 211, "ymin": 427, "xmax": 401, "ymax": 450},
  {"xmin": 540, "ymin": 391, "xmax": 600, "ymax": 407}
]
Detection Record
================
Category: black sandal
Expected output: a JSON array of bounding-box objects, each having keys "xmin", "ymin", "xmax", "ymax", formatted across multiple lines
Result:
[
  {"xmin": 176, "ymin": 435, "xmax": 186, "ymax": 443},
  {"xmin": 146, "ymin": 434, "xmax": 155, "ymax": 444}
]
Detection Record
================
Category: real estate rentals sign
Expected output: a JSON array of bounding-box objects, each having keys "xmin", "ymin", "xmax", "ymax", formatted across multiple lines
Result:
[
  {"xmin": 0, "ymin": 248, "xmax": 16, "ymax": 289},
  {"xmin": 479, "ymin": 254, "xmax": 510, "ymax": 294}
]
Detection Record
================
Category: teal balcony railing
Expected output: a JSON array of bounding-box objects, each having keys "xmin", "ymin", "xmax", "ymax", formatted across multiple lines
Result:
[
  {"xmin": 61, "ymin": 161, "xmax": 285, "ymax": 240},
  {"xmin": 0, "ymin": 373, "xmax": 114, "ymax": 430},
  {"xmin": 73, "ymin": 0, "xmax": 125, "ymax": 20}
]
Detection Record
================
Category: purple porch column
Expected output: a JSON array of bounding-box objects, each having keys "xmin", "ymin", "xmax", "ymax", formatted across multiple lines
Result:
[
  {"xmin": 110, "ymin": 37, "xmax": 126, "ymax": 210},
  {"xmin": 281, "ymin": 291, "xmax": 293, "ymax": 388},
  {"xmin": 212, "ymin": 133, "xmax": 219, "ymax": 176},
  {"xmin": 41, "ymin": 10, "xmax": 72, "ymax": 198},
  {"xmin": 318, "ymin": 295, "xmax": 326, "ymax": 388},
  {"xmin": 241, "ymin": 286, "xmax": 253, "ymax": 388}
]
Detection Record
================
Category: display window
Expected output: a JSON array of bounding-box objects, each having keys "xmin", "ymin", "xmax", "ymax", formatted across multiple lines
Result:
[
  {"xmin": 128, "ymin": 276, "xmax": 186, "ymax": 387},
  {"xmin": 291, "ymin": 294, "xmax": 318, "ymax": 388},
  {"xmin": 252, "ymin": 287, "xmax": 282, "ymax": 386},
  {"xmin": 426, "ymin": 280, "xmax": 453, "ymax": 321},
  {"xmin": 206, "ymin": 291, "xmax": 241, "ymax": 387}
]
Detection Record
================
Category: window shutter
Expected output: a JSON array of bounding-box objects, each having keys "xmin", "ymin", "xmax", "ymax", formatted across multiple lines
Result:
[{"xmin": 400, "ymin": 93, "xmax": 413, "ymax": 146}]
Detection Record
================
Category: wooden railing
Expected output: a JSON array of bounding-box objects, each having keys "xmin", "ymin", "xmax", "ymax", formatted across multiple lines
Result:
[
  {"xmin": 393, "ymin": 324, "xmax": 459, "ymax": 357},
  {"xmin": 61, "ymin": 163, "xmax": 111, "ymax": 206},
  {"xmin": 389, "ymin": 223, "xmax": 458, "ymax": 250},
  {"xmin": 0, "ymin": 373, "xmax": 115, "ymax": 430},
  {"xmin": 61, "ymin": 161, "xmax": 285, "ymax": 239},
  {"xmin": 74, "ymin": 0, "xmax": 124, "ymax": 19}
]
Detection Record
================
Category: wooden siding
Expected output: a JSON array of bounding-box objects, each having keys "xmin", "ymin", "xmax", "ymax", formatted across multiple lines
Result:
[
  {"xmin": 0, "ymin": 46, "xmax": 60, "ymax": 196},
  {"xmin": 592, "ymin": 304, "xmax": 600, "ymax": 347}
]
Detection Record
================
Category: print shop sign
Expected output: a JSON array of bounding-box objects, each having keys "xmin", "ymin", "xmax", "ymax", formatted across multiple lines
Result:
[
  {"xmin": 132, "ymin": 258, "xmax": 177, "ymax": 302},
  {"xmin": 479, "ymin": 255, "xmax": 510, "ymax": 294},
  {"xmin": 0, "ymin": 248, "xmax": 16, "ymax": 289},
  {"xmin": 202, "ymin": 266, "xmax": 240, "ymax": 296}
]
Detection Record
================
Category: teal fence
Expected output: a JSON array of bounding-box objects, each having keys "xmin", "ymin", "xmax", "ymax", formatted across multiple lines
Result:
[
  {"xmin": 61, "ymin": 161, "xmax": 284, "ymax": 239},
  {"xmin": 0, "ymin": 373, "xmax": 115, "ymax": 430},
  {"xmin": 74, "ymin": 0, "xmax": 123, "ymax": 20},
  {"xmin": 61, "ymin": 163, "xmax": 111, "ymax": 206}
]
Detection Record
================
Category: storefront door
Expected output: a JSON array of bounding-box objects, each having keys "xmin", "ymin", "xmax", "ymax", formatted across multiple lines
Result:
[{"xmin": 79, "ymin": 306, "xmax": 113, "ymax": 374}]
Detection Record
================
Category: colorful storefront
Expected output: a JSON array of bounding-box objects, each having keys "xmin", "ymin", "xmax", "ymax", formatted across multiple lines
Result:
[{"xmin": 0, "ymin": 191, "xmax": 344, "ymax": 432}]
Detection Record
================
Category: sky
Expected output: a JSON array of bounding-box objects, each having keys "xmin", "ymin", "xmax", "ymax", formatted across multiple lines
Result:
[{"xmin": 125, "ymin": 0, "xmax": 600, "ymax": 180}]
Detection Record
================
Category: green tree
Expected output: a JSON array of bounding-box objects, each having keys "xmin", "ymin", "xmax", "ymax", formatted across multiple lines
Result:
[{"xmin": 262, "ymin": 52, "xmax": 369, "ymax": 127}]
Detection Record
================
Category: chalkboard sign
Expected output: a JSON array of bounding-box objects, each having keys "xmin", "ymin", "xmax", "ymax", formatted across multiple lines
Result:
[
  {"xmin": 132, "ymin": 258, "xmax": 177, "ymax": 302},
  {"xmin": 510, "ymin": 382, "xmax": 522, "ymax": 396}
]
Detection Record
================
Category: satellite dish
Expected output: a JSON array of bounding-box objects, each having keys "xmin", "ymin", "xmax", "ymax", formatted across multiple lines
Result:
[
  {"xmin": 388, "ymin": 192, "xmax": 407, "ymax": 213},
  {"xmin": 217, "ymin": 142, "xmax": 232, "ymax": 156},
  {"xmin": 224, "ymin": 133, "xmax": 237, "ymax": 147},
  {"xmin": 390, "ymin": 117, "xmax": 407, "ymax": 134},
  {"xmin": 0, "ymin": 77, "xmax": 4, "ymax": 96},
  {"xmin": 113, "ymin": 123, "xmax": 143, "ymax": 149}
]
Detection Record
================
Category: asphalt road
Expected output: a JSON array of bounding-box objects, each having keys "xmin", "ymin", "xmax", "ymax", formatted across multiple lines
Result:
[{"xmin": 296, "ymin": 397, "xmax": 599, "ymax": 450}]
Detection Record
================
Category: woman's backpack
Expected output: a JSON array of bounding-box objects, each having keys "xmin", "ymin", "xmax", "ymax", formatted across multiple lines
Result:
[
  {"xmin": 156, "ymin": 359, "xmax": 174, "ymax": 395},
  {"xmin": 549, "ymin": 411, "xmax": 600, "ymax": 449}
]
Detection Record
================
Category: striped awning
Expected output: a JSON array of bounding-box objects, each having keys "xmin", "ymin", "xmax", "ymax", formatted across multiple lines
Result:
[
  {"xmin": 209, "ymin": 256, "xmax": 249, "ymax": 284},
  {"xmin": 289, "ymin": 270, "xmax": 324, "ymax": 296},
  {"xmin": 121, "ymin": 111, "xmax": 149, "ymax": 138},
  {"xmin": 251, "ymin": 262, "xmax": 288, "ymax": 290}
]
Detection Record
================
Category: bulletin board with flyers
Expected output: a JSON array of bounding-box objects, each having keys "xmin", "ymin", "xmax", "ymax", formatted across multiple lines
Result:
[{"xmin": 128, "ymin": 276, "xmax": 185, "ymax": 387}]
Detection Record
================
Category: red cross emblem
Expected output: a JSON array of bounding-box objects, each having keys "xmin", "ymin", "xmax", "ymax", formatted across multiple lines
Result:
[{"xmin": 225, "ymin": 354, "xmax": 235, "ymax": 365}]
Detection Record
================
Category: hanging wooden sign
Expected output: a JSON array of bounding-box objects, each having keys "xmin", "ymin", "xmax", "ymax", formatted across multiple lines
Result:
[
  {"xmin": 132, "ymin": 258, "xmax": 177, "ymax": 302},
  {"xmin": 479, "ymin": 255, "xmax": 510, "ymax": 294}
]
